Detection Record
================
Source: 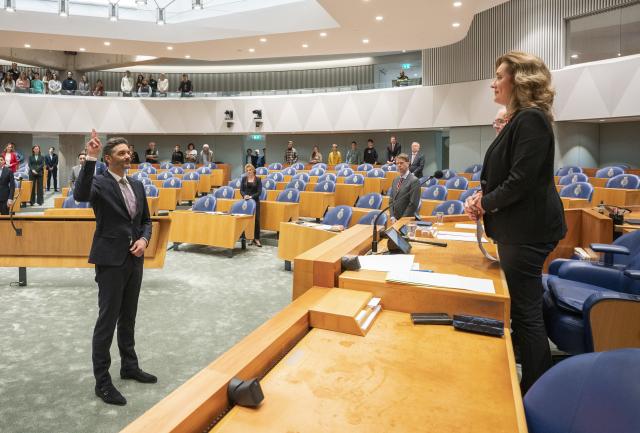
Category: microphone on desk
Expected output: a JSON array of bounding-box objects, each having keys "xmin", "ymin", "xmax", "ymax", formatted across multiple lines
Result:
[
  {"xmin": 371, "ymin": 170, "xmax": 444, "ymax": 253},
  {"xmin": 10, "ymin": 176, "xmax": 23, "ymax": 237}
]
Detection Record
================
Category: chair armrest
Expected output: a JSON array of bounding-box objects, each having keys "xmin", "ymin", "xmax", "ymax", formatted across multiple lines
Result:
[
  {"xmin": 557, "ymin": 261, "xmax": 625, "ymax": 292},
  {"xmin": 590, "ymin": 243, "xmax": 630, "ymax": 255},
  {"xmin": 549, "ymin": 259, "xmax": 571, "ymax": 276},
  {"xmin": 624, "ymin": 269, "xmax": 640, "ymax": 280}
]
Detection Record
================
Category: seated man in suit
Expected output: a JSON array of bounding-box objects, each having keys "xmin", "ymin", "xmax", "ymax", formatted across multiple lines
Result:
[
  {"xmin": 74, "ymin": 132, "xmax": 156, "ymax": 406},
  {"xmin": 389, "ymin": 153, "xmax": 421, "ymax": 222},
  {"xmin": 408, "ymin": 141, "xmax": 424, "ymax": 179},
  {"xmin": 0, "ymin": 154, "xmax": 16, "ymax": 215}
]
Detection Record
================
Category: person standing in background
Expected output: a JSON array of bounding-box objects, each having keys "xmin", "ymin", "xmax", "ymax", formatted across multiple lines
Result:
[
  {"xmin": 145, "ymin": 142, "xmax": 159, "ymax": 164},
  {"xmin": 128, "ymin": 145, "xmax": 140, "ymax": 164},
  {"xmin": 185, "ymin": 143, "xmax": 197, "ymax": 163},
  {"xmin": 197, "ymin": 144, "xmax": 214, "ymax": 164},
  {"xmin": 327, "ymin": 143, "xmax": 342, "ymax": 165},
  {"xmin": 363, "ymin": 139, "xmax": 378, "ymax": 165},
  {"xmin": 345, "ymin": 141, "xmax": 360, "ymax": 165},
  {"xmin": 7, "ymin": 62, "xmax": 19, "ymax": 81},
  {"xmin": 70, "ymin": 152, "xmax": 87, "ymax": 187},
  {"xmin": 16, "ymin": 71, "xmax": 30, "ymax": 91},
  {"xmin": 0, "ymin": 154, "xmax": 15, "ymax": 215},
  {"xmin": 157, "ymin": 74, "xmax": 169, "ymax": 96},
  {"xmin": 257, "ymin": 149, "xmax": 266, "ymax": 168},
  {"xmin": 245, "ymin": 148, "xmax": 253, "ymax": 165},
  {"xmin": 121, "ymin": 70, "xmax": 133, "ymax": 97},
  {"xmin": 1, "ymin": 73, "xmax": 15, "ymax": 93},
  {"xmin": 284, "ymin": 141, "xmax": 298, "ymax": 165},
  {"xmin": 492, "ymin": 106, "xmax": 508, "ymax": 134},
  {"xmin": 3, "ymin": 143, "xmax": 19, "ymax": 173},
  {"xmin": 48, "ymin": 73, "xmax": 62, "ymax": 94},
  {"xmin": 386, "ymin": 136, "xmax": 401, "ymax": 165},
  {"xmin": 178, "ymin": 74, "xmax": 193, "ymax": 97},
  {"xmin": 408, "ymin": 142, "xmax": 424, "ymax": 179},
  {"xmin": 171, "ymin": 144, "xmax": 184, "ymax": 164},
  {"xmin": 389, "ymin": 153, "xmax": 420, "ymax": 222},
  {"xmin": 309, "ymin": 145, "xmax": 323, "ymax": 164},
  {"xmin": 240, "ymin": 164, "xmax": 262, "ymax": 247},
  {"xmin": 30, "ymin": 72, "xmax": 45, "ymax": 94},
  {"xmin": 28, "ymin": 145, "xmax": 45, "ymax": 205},
  {"xmin": 148, "ymin": 75, "xmax": 157, "ymax": 97},
  {"xmin": 93, "ymin": 79, "xmax": 105, "ymax": 96},
  {"xmin": 45, "ymin": 146, "xmax": 59, "ymax": 192},
  {"xmin": 77, "ymin": 75, "xmax": 91, "ymax": 95},
  {"xmin": 62, "ymin": 71, "xmax": 77, "ymax": 95}
]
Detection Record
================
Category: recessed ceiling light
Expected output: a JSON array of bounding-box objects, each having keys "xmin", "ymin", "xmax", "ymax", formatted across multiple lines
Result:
[
  {"xmin": 452, "ymin": 22, "xmax": 460, "ymax": 28},
  {"xmin": 402, "ymin": 49, "xmax": 407, "ymax": 53},
  {"xmin": 104, "ymin": 41, "xmax": 111, "ymax": 46},
  {"xmin": 184, "ymin": 55, "xmax": 191, "ymax": 58},
  {"xmin": 167, "ymin": 46, "xmax": 173, "ymax": 50},
  {"xmin": 453, "ymin": 1, "xmax": 462, "ymax": 7},
  {"xmin": 24, "ymin": 44, "xmax": 30, "ymax": 48},
  {"xmin": 320, "ymin": 32, "xmax": 327, "ymax": 37},
  {"xmin": 79, "ymin": 47, "xmax": 86, "ymax": 52},
  {"xmin": 375, "ymin": 16, "xmax": 383, "ymax": 21},
  {"xmin": 599, "ymin": 119, "xmax": 605, "ymax": 122},
  {"xmin": 259, "ymin": 37, "xmax": 267, "ymax": 43},
  {"xmin": 570, "ymin": 54, "xmax": 579, "ymax": 59},
  {"xmin": 617, "ymin": 52, "xmax": 621, "ymax": 57},
  {"xmin": 362, "ymin": 38, "xmax": 369, "ymax": 44},
  {"xmin": 302, "ymin": 43, "xmax": 309, "ymax": 48},
  {"xmin": 248, "ymin": 48, "xmax": 255, "ymax": 53}
]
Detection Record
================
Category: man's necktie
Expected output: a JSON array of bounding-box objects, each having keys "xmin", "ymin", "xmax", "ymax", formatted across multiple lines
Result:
[
  {"xmin": 119, "ymin": 178, "xmax": 137, "ymax": 218},
  {"xmin": 397, "ymin": 176, "xmax": 404, "ymax": 190}
]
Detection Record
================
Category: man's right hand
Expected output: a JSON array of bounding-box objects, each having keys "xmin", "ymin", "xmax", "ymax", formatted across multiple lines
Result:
[{"xmin": 86, "ymin": 129, "xmax": 102, "ymax": 159}]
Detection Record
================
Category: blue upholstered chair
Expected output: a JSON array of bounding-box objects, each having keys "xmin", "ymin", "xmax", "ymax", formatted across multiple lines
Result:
[
  {"xmin": 292, "ymin": 162, "xmax": 305, "ymax": 170},
  {"xmin": 282, "ymin": 167, "xmax": 297, "ymax": 176},
  {"xmin": 138, "ymin": 162, "xmax": 152, "ymax": 169},
  {"xmin": 285, "ymin": 179, "xmax": 306, "ymax": 191},
  {"xmin": 334, "ymin": 163, "xmax": 350, "ymax": 171},
  {"xmin": 214, "ymin": 186, "xmax": 235, "ymax": 199},
  {"xmin": 595, "ymin": 166, "xmax": 624, "ymax": 178},
  {"xmin": 157, "ymin": 171, "xmax": 174, "ymax": 181},
  {"xmin": 142, "ymin": 166, "xmax": 157, "ymax": 174},
  {"xmin": 445, "ymin": 176, "xmax": 468, "ymax": 190},
  {"xmin": 312, "ymin": 163, "xmax": 327, "ymax": 170},
  {"xmin": 66, "ymin": 187, "xmax": 74, "ymax": 196},
  {"xmin": 230, "ymin": 199, "xmax": 256, "ymax": 215},
  {"xmin": 356, "ymin": 193, "xmax": 383, "ymax": 209},
  {"xmin": 606, "ymin": 174, "xmax": 640, "ymax": 189},
  {"xmin": 337, "ymin": 168, "xmax": 354, "ymax": 178},
  {"xmin": 367, "ymin": 168, "xmax": 385, "ymax": 178},
  {"xmin": 277, "ymin": 188, "xmax": 300, "ymax": 203},
  {"xmin": 612, "ymin": 163, "xmax": 631, "ymax": 170},
  {"xmin": 381, "ymin": 164, "xmax": 397, "ymax": 172},
  {"xmin": 432, "ymin": 200, "xmax": 464, "ymax": 215},
  {"xmin": 422, "ymin": 185, "xmax": 448, "ymax": 201},
  {"xmin": 344, "ymin": 174, "xmax": 364, "ymax": 185},
  {"xmin": 258, "ymin": 189, "xmax": 267, "ymax": 200},
  {"xmin": 267, "ymin": 172, "xmax": 284, "ymax": 182},
  {"xmin": 183, "ymin": 172, "xmax": 200, "ymax": 181},
  {"xmin": 441, "ymin": 169, "xmax": 456, "ymax": 180},
  {"xmin": 459, "ymin": 186, "xmax": 481, "ymax": 202},
  {"xmin": 309, "ymin": 167, "xmax": 325, "ymax": 177},
  {"xmin": 163, "ymin": 177, "xmax": 182, "ymax": 189},
  {"xmin": 184, "ymin": 162, "xmax": 196, "ymax": 169},
  {"xmin": 559, "ymin": 173, "xmax": 588, "ymax": 186},
  {"xmin": 192, "ymin": 195, "xmax": 217, "ymax": 212},
  {"xmin": 420, "ymin": 176, "xmax": 439, "ymax": 187},
  {"xmin": 471, "ymin": 171, "xmax": 482, "ymax": 181},
  {"xmin": 560, "ymin": 182, "xmax": 594, "ymax": 201},
  {"xmin": 197, "ymin": 166, "xmax": 211, "ymax": 175},
  {"xmin": 524, "ymin": 349, "xmax": 640, "ymax": 433},
  {"xmin": 314, "ymin": 180, "xmax": 336, "ymax": 193},
  {"xmin": 358, "ymin": 210, "xmax": 387, "ymax": 226},
  {"xmin": 556, "ymin": 166, "xmax": 583, "ymax": 176},
  {"xmin": 357, "ymin": 163, "xmax": 373, "ymax": 172},
  {"xmin": 464, "ymin": 164, "xmax": 482, "ymax": 174},
  {"xmin": 262, "ymin": 179, "xmax": 277, "ymax": 190},
  {"xmin": 292, "ymin": 173, "xmax": 310, "ymax": 183},
  {"xmin": 144, "ymin": 184, "xmax": 159, "ymax": 197},
  {"xmin": 138, "ymin": 177, "xmax": 152, "ymax": 186},
  {"xmin": 160, "ymin": 162, "xmax": 173, "ymax": 169},
  {"xmin": 323, "ymin": 205, "xmax": 353, "ymax": 226},
  {"xmin": 170, "ymin": 166, "xmax": 185, "ymax": 175},
  {"xmin": 131, "ymin": 172, "xmax": 148, "ymax": 181},
  {"xmin": 268, "ymin": 162, "xmax": 283, "ymax": 170},
  {"xmin": 228, "ymin": 178, "xmax": 242, "ymax": 189},
  {"xmin": 62, "ymin": 196, "xmax": 90, "ymax": 208},
  {"xmin": 256, "ymin": 167, "xmax": 269, "ymax": 176},
  {"xmin": 318, "ymin": 173, "xmax": 336, "ymax": 183}
]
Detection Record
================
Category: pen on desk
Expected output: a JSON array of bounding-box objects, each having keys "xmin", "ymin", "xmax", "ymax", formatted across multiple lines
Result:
[{"xmin": 412, "ymin": 269, "xmax": 434, "ymax": 273}]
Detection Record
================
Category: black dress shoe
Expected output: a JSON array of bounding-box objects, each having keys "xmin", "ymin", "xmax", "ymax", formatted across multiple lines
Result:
[
  {"xmin": 95, "ymin": 383, "xmax": 127, "ymax": 406},
  {"xmin": 120, "ymin": 368, "xmax": 157, "ymax": 383}
]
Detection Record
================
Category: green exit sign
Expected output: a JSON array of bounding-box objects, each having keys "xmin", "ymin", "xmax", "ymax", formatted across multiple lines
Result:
[
  {"xmin": 250, "ymin": 134, "xmax": 263, "ymax": 141},
  {"xmin": 401, "ymin": 63, "xmax": 412, "ymax": 69}
]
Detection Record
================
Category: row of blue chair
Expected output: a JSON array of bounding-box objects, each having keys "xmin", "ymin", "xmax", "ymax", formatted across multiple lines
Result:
[
  {"xmin": 141, "ymin": 162, "xmax": 217, "ymax": 170},
  {"xmin": 559, "ymin": 173, "xmax": 640, "ymax": 189},
  {"xmin": 556, "ymin": 164, "xmax": 632, "ymax": 177}
]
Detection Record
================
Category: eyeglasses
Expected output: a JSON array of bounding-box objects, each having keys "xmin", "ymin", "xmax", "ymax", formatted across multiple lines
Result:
[{"xmin": 492, "ymin": 118, "xmax": 506, "ymax": 128}]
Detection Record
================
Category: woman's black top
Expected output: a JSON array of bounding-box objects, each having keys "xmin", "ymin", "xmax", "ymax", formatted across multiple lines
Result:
[
  {"xmin": 240, "ymin": 176, "xmax": 262, "ymax": 202},
  {"xmin": 363, "ymin": 147, "xmax": 378, "ymax": 164},
  {"xmin": 480, "ymin": 107, "xmax": 566, "ymax": 244},
  {"xmin": 29, "ymin": 155, "xmax": 45, "ymax": 176},
  {"xmin": 171, "ymin": 151, "xmax": 184, "ymax": 164}
]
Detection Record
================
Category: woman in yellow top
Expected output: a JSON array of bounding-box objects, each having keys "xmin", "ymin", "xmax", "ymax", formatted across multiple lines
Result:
[{"xmin": 327, "ymin": 143, "xmax": 342, "ymax": 165}]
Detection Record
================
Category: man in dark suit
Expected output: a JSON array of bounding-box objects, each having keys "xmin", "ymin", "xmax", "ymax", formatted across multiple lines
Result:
[
  {"xmin": 45, "ymin": 147, "xmax": 59, "ymax": 192},
  {"xmin": 389, "ymin": 153, "xmax": 421, "ymax": 222},
  {"xmin": 0, "ymin": 154, "xmax": 16, "ymax": 215},
  {"xmin": 386, "ymin": 136, "xmax": 401, "ymax": 165},
  {"xmin": 74, "ymin": 133, "xmax": 156, "ymax": 406},
  {"xmin": 408, "ymin": 141, "xmax": 425, "ymax": 179}
]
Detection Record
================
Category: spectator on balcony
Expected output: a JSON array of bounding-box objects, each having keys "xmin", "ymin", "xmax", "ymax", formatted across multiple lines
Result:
[
  {"xmin": 48, "ymin": 73, "xmax": 61, "ymax": 94},
  {"xmin": 345, "ymin": 141, "xmax": 360, "ymax": 165},
  {"xmin": 1, "ymin": 74, "xmax": 15, "ymax": 93},
  {"xmin": 62, "ymin": 71, "xmax": 77, "ymax": 94},
  {"xmin": 137, "ymin": 79, "xmax": 152, "ymax": 97},
  {"xmin": 136, "ymin": 74, "xmax": 144, "ymax": 91},
  {"xmin": 16, "ymin": 71, "xmax": 30, "ymax": 92},
  {"xmin": 43, "ymin": 70, "xmax": 52, "ymax": 93},
  {"xmin": 185, "ymin": 143, "xmax": 197, "ymax": 163},
  {"xmin": 30, "ymin": 72, "xmax": 45, "ymax": 94},
  {"xmin": 8, "ymin": 62, "xmax": 19, "ymax": 81},
  {"xmin": 284, "ymin": 141, "xmax": 298, "ymax": 165},
  {"xmin": 327, "ymin": 143, "xmax": 342, "ymax": 165},
  {"xmin": 77, "ymin": 74, "xmax": 91, "ymax": 95},
  {"xmin": 93, "ymin": 79, "xmax": 105, "ymax": 96},
  {"xmin": 178, "ymin": 74, "xmax": 192, "ymax": 97},
  {"xmin": 171, "ymin": 145, "xmax": 184, "ymax": 164},
  {"xmin": 145, "ymin": 142, "xmax": 159, "ymax": 164},
  {"xmin": 121, "ymin": 70, "xmax": 134, "ymax": 97},
  {"xmin": 148, "ymin": 74, "xmax": 157, "ymax": 96},
  {"xmin": 397, "ymin": 70, "xmax": 409, "ymax": 86},
  {"xmin": 197, "ymin": 144, "xmax": 214, "ymax": 164},
  {"xmin": 0, "ymin": 65, "xmax": 4, "ymax": 82},
  {"xmin": 363, "ymin": 139, "xmax": 378, "ymax": 165},
  {"xmin": 309, "ymin": 145, "xmax": 323, "ymax": 164},
  {"xmin": 157, "ymin": 73, "xmax": 169, "ymax": 96},
  {"xmin": 28, "ymin": 69, "xmax": 37, "ymax": 80},
  {"xmin": 129, "ymin": 145, "xmax": 140, "ymax": 164}
]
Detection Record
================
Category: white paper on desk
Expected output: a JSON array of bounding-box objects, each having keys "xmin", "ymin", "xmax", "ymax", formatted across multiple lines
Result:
[
  {"xmin": 386, "ymin": 271, "xmax": 495, "ymax": 294},
  {"xmin": 436, "ymin": 231, "xmax": 488, "ymax": 243},
  {"xmin": 454, "ymin": 223, "xmax": 478, "ymax": 230},
  {"xmin": 358, "ymin": 254, "xmax": 415, "ymax": 272},
  {"xmin": 312, "ymin": 224, "xmax": 333, "ymax": 230}
]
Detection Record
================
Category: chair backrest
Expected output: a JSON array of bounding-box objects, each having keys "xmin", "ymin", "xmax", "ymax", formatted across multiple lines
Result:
[
  {"xmin": 356, "ymin": 193, "xmax": 383, "ymax": 209},
  {"xmin": 139, "ymin": 177, "xmax": 153, "ymax": 186},
  {"xmin": 445, "ymin": 176, "xmax": 468, "ymax": 190},
  {"xmin": 335, "ymin": 163, "xmax": 350, "ymax": 171},
  {"xmin": 524, "ymin": 349, "xmax": 640, "ymax": 433},
  {"xmin": 357, "ymin": 163, "xmax": 373, "ymax": 171},
  {"xmin": 285, "ymin": 179, "xmax": 307, "ymax": 191},
  {"xmin": 556, "ymin": 166, "xmax": 583, "ymax": 176},
  {"xmin": 192, "ymin": 195, "xmax": 217, "ymax": 212},
  {"xmin": 157, "ymin": 171, "xmax": 174, "ymax": 180},
  {"xmin": 262, "ymin": 179, "xmax": 277, "ymax": 190},
  {"xmin": 205, "ymin": 162, "xmax": 216, "ymax": 169},
  {"xmin": 344, "ymin": 174, "xmax": 365, "ymax": 185},
  {"xmin": 596, "ymin": 166, "xmax": 624, "ymax": 178},
  {"xmin": 323, "ymin": 205, "xmax": 353, "ymax": 226},
  {"xmin": 432, "ymin": 200, "xmax": 465, "ymax": 215},
  {"xmin": 309, "ymin": 167, "xmax": 326, "ymax": 176},
  {"xmin": 230, "ymin": 199, "xmax": 256, "ymax": 215},
  {"xmin": 292, "ymin": 173, "xmax": 310, "ymax": 183},
  {"xmin": 183, "ymin": 171, "xmax": 200, "ymax": 181},
  {"xmin": 62, "ymin": 196, "xmax": 90, "ymax": 208},
  {"xmin": 314, "ymin": 180, "xmax": 336, "ymax": 193},
  {"xmin": 292, "ymin": 162, "xmax": 305, "ymax": 170},
  {"xmin": 282, "ymin": 167, "xmax": 297, "ymax": 176},
  {"xmin": 612, "ymin": 230, "xmax": 640, "ymax": 267},
  {"xmin": 337, "ymin": 168, "xmax": 354, "ymax": 177},
  {"xmin": 422, "ymin": 185, "xmax": 448, "ymax": 201},
  {"xmin": 144, "ymin": 184, "xmax": 159, "ymax": 197},
  {"xmin": 228, "ymin": 178, "xmax": 242, "ymax": 189},
  {"xmin": 214, "ymin": 186, "xmax": 235, "ymax": 199},
  {"xmin": 606, "ymin": 174, "xmax": 640, "ymax": 189},
  {"xmin": 318, "ymin": 173, "xmax": 337, "ymax": 183},
  {"xmin": 258, "ymin": 189, "xmax": 267, "ymax": 200},
  {"xmin": 459, "ymin": 186, "xmax": 481, "ymax": 202},
  {"xmin": 560, "ymin": 182, "xmax": 594, "ymax": 200},
  {"xmin": 441, "ymin": 169, "xmax": 456, "ymax": 179},
  {"xmin": 312, "ymin": 163, "xmax": 327, "ymax": 170},
  {"xmin": 197, "ymin": 166, "xmax": 211, "ymax": 175},
  {"xmin": 367, "ymin": 168, "xmax": 385, "ymax": 178},
  {"xmin": 612, "ymin": 163, "xmax": 631, "ymax": 170},
  {"xmin": 471, "ymin": 171, "xmax": 482, "ymax": 181},
  {"xmin": 160, "ymin": 162, "xmax": 173, "ymax": 169},
  {"xmin": 559, "ymin": 173, "xmax": 589, "ymax": 185},
  {"xmin": 268, "ymin": 162, "xmax": 283, "ymax": 170},
  {"xmin": 163, "ymin": 177, "xmax": 182, "ymax": 188},
  {"xmin": 184, "ymin": 162, "xmax": 196, "ymax": 169},
  {"xmin": 381, "ymin": 164, "xmax": 397, "ymax": 172},
  {"xmin": 138, "ymin": 162, "xmax": 152, "ymax": 169},
  {"xmin": 256, "ymin": 167, "xmax": 269, "ymax": 175},
  {"xmin": 420, "ymin": 177, "xmax": 439, "ymax": 187},
  {"xmin": 142, "ymin": 166, "xmax": 157, "ymax": 174},
  {"xmin": 170, "ymin": 166, "xmax": 185, "ymax": 174},
  {"xmin": 464, "ymin": 164, "xmax": 483, "ymax": 174},
  {"xmin": 358, "ymin": 210, "xmax": 388, "ymax": 226},
  {"xmin": 267, "ymin": 172, "xmax": 284, "ymax": 182},
  {"xmin": 131, "ymin": 172, "xmax": 148, "ymax": 180},
  {"xmin": 276, "ymin": 188, "xmax": 301, "ymax": 203}
]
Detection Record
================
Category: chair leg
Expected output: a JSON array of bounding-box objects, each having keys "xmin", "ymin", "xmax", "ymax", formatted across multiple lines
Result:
[{"xmin": 284, "ymin": 260, "xmax": 291, "ymax": 271}]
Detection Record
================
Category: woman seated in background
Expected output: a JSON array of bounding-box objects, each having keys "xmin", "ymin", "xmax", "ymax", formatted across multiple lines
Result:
[
  {"xmin": 1, "ymin": 73, "xmax": 15, "ymax": 93},
  {"xmin": 309, "ymin": 145, "xmax": 323, "ymax": 164},
  {"xmin": 16, "ymin": 71, "xmax": 30, "ymax": 91},
  {"xmin": 185, "ymin": 143, "xmax": 197, "ymax": 163},
  {"xmin": 77, "ymin": 74, "xmax": 91, "ymax": 95},
  {"xmin": 43, "ymin": 70, "xmax": 52, "ymax": 93},
  {"xmin": 240, "ymin": 164, "xmax": 262, "ymax": 247},
  {"xmin": 137, "ymin": 79, "xmax": 153, "ymax": 97},
  {"xmin": 48, "ymin": 73, "xmax": 62, "ymax": 94},
  {"xmin": 93, "ymin": 79, "xmax": 105, "ymax": 96},
  {"xmin": 171, "ymin": 144, "xmax": 184, "ymax": 164},
  {"xmin": 157, "ymin": 73, "xmax": 169, "ymax": 96},
  {"xmin": 30, "ymin": 72, "xmax": 45, "ymax": 94}
]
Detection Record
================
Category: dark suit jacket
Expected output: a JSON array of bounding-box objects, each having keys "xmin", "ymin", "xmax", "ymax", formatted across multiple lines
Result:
[
  {"xmin": 409, "ymin": 153, "xmax": 425, "ymax": 178},
  {"xmin": 387, "ymin": 143, "xmax": 401, "ymax": 163},
  {"xmin": 0, "ymin": 166, "xmax": 15, "ymax": 202},
  {"xmin": 389, "ymin": 173, "xmax": 421, "ymax": 220},
  {"xmin": 480, "ymin": 108, "xmax": 566, "ymax": 244},
  {"xmin": 74, "ymin": 160, "xmax": 152, "ymax": 266},
  {"xmin": 240, "ymin": 176, "xmax": 262, "ymax": 203},
  {"xmin": 28, "ymin": 155, "xmax": 45, "ymax": 177},
  {"xmin": 45, "ymin": 153, "xmax": 58, "ymax": 170}
]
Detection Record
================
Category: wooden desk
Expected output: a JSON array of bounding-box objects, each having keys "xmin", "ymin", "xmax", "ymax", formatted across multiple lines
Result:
[
  {"xmin": 157, "ymin": 188, "xmax": 179, "ymax": 211},
  {"xmin": 216, "ymin": 199, "xmax": 299, "ymax": 232},
  {"xmin": 169, "ymin": 210, "xmax": 254, "ymax": 256},
  {"xmin": 211, "ymin": 169, "xmax": 225, "ymax": 187},
  {"xmin": 362, "ymin": 177, "xmax": 384, "ymax": 194},
  {"xmin": 180, "ymin": 180, "xmax": 198, "ymax": 204},
  {"xmin": 197, "ymin": 174, "xmax": 213, "ymax": 195},
  {"xmin": 591, "ymin": 187, "xmax": 640, "ymax": 208},
  {"xmin": 335, "ymin": 184, "xmax": 363, "ymax": 206},
  {"xmin": 561, "ymin": 197, "xmax": 591, "ymax": 209},
  {"xmin": 277, "ymin": 222, "xmax": 339, "ymax": 269},
  {"xmin": 299, "ymin": 191, "xmax": 335, "ymax": 219},
  {"xmin": 13, "ymin": 180, "xmax": 32, "ymax": 210}
]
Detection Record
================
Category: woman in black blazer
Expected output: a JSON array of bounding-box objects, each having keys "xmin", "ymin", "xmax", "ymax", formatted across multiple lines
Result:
[
  {"xmin": 28, "ymin": 145, "xmax": 45, "ymax": 205},
  {"xmin": 465, "ymin": 51, "xmax": 566, "ymax": 394},
  {"xmin": 240, "ymin": 164, "xmax": 263, "ymax": 247}
]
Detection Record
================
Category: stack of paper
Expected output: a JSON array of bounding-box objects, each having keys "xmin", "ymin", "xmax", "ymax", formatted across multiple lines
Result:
[
  {"xmin": 386, "ymin": 270, "xmax": 495, "ymax": 294},
  {"xmin": 437, "ymin": 230, "xmax": 488, "ymax": 243},
  {"xmin": 357, "ymin": 255, "xmax": 415, "ymax": 272}
]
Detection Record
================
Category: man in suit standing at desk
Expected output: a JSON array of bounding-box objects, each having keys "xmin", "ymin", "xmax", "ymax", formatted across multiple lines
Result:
[
  {"xmin": 74, "ymin": 132, "xmax": 156, "ymax": 406},
  {"xmin": 45, "ymin": 146, "xmax": 59, "ymax": 192},
  {"xmin": 389, "ymin": 153, "xmax": 421, "ymax": 223},
  {"xmin": 408, "ymin": 141, "xmax": 424, "ymax": 179},
  {"xmin": 0, "ymin": 154, "xmax": 16, "ymax": 214}
]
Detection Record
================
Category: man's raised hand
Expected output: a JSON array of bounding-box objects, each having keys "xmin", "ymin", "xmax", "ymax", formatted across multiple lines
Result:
[{"xmin": 86, "ymin": 129, "xmax": 102, "ymax": 159}]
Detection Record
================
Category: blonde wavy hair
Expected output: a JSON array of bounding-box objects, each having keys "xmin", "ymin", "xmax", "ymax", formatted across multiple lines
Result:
[{"xmin": 496, "ymin": 51, "xmax": 555, "ymax": 121}]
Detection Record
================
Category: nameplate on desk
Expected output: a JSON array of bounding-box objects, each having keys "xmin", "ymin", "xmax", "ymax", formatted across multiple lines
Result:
[{"xmin": 386, "ymin": 271, "xmax": 495, "ymax": 294}]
